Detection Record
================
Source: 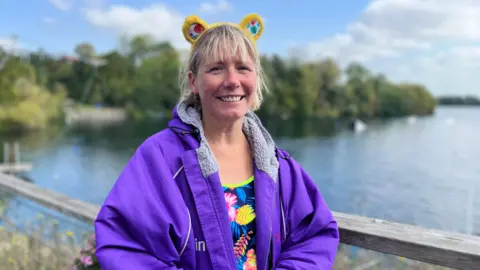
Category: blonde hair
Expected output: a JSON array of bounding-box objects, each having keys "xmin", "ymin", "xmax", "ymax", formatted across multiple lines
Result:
[{"xmin": 179, "ymin": 24, "xmax": 268, "ymax": 111}]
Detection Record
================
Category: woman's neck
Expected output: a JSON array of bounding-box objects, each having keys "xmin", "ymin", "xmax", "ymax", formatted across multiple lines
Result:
[
  {"xmin": 202, "ymin": 112, "xmax": 253, "ymax": 185},
  {"xmin": 202, "ymin": 114, "xmax": 246, "ymax": 147}
]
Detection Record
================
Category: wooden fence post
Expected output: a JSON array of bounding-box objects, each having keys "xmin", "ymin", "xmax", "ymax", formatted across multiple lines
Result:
[
  {"xmin": 2, "ymin": 142, "xmax": 8, "ymax": 163},
  {"xmin": 13, "ymin": 141, "xmax": 19, "ymax": 164},
  {"xmin": 1, "ymin": 142, "xmax": 20, "ymax": 164}
]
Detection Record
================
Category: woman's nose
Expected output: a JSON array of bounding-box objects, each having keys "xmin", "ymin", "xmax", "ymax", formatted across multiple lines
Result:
[{"xmin": 223, "ymin": 69, "xmax": 240, "ymax": 89}]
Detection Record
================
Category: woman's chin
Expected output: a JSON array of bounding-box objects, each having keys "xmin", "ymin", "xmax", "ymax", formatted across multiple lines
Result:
[
  {"xmin": 220, "ymin": 110, "xmax": 247, "ymax": 121},
  {"xmin": 214, "ymin": 107, "xmax": 248, "ymax": 122}
]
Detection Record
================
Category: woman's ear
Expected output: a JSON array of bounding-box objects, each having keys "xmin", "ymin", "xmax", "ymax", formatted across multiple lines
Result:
[{"xmin": 188, "ymin": 71, "xmax": 199, "ymax": 94}]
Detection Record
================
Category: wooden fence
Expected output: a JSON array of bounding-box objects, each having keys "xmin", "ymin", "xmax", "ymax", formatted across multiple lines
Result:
[{"xmin": 0, "ymin": 172, "xmax": 479, "ymax": 269}]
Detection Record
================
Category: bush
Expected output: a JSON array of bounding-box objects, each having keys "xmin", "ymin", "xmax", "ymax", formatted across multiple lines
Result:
[{"xmin": 72, "ymin": 233, "xmax": 100, "ymax": 269}]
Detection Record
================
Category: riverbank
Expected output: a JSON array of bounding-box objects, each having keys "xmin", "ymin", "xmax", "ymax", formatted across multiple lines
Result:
[
  {"xmin": 437, "ymin": 95, "xmax": 480, "ymax": 106},
  {"xmin": 64, "ymin": 105, "xmax": 128, "ymax": 126}
]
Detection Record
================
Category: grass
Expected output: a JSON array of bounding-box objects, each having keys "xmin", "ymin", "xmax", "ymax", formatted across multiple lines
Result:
[
  {"xmin": 0, "ymin": 206, "xmax": 454, "ymax": 270},
  {"xmin": 0, "ymin": 224, "xmax": 454, "ymax": 270},
  {"xmin": 334, "ymin": 244, "xmax": 453, "ymax": 270},
  {"xmin": 0, "ymin": 213, "xmax": 96, "ymax": 270}
]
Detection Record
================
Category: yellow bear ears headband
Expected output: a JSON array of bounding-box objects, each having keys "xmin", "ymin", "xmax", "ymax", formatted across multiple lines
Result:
[{"xmin": 182, "ymin": 13, "xmax": 264, "ymax": 48}]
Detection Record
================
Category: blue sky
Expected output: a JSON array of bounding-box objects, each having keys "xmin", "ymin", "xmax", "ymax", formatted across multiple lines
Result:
[
  {"xmin": 1, "ymin": 0, "xmax": 479, "ymax": 96},
  {"xmin": 0, "ymin": 0, "xmax": 369, "ymax": 55}
]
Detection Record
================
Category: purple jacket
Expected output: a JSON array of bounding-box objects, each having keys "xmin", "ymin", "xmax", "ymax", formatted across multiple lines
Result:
[{"xmin": 95, "ymin": 102, "xmax": 339, "ymax": 270}]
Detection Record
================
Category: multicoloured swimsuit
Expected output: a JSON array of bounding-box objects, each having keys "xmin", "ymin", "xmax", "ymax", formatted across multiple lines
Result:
[{"xmin": 223, "ymin": 176, "xmax": 257, "ymax": 270}]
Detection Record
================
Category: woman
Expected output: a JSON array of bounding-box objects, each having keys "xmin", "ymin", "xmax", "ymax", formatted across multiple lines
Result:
[{"xmin": 95, "ymin": 13, "xmax": 339, "ymax": 270}]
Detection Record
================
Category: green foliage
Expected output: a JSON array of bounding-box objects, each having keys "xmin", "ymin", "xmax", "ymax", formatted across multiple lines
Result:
[
  {"xmin": 259, "ymin": 57, "xmax": 436, "ymax": 119},
  {"xmin": 75, "ymin": 42, "xmax": 96, "ymax": 61},
  {"xmin": 1, "ymin": 34, "xmax": 437, "ymax": 130},
  {"xmin": 72, "ymin": 233, "xmax": 100, "ymax": 269},
  {"xmin": 0, "ymin": 212, "xmax": 87, "ymax": 270},
  {"xmin": 0, "ymin": 57, "xmax": 66, "ymax": 132},
  {"xmin": 132, "ymin": 47, "xmax": 180, "ymax": 114}
]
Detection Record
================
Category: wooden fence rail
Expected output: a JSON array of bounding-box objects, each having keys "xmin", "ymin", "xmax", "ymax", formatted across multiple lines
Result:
[{"xmin": 0, "ymin": 172, "xmax": 479, "ymax": 269}]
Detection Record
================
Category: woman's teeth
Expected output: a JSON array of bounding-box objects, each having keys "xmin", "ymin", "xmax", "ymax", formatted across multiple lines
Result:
[{"xmin": 219, "ymin": 96, "xmax": 242, "ymax": 102}]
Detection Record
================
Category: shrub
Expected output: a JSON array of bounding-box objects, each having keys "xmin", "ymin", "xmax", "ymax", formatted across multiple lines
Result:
[{"xmin": 72, "ymin": 233, "xmax": 100, "ymax": 270}]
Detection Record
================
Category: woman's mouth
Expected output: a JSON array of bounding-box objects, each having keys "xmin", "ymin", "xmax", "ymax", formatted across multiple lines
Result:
[{"xmin": 217, "ymin": 95, "xmax": 245, "ymax": 102}]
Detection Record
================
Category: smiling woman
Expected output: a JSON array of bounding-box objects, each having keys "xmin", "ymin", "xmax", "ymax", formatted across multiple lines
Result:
[
  {"xmin": 94, "ymin": 13, "xmax": 339, "ymax": 270},
  {"xmin": 179, "ymin": 15, "xmax": 267, "ymax": 119},
  {"xmin": 186, "ymin": 36, "xmax": 258, "ymax": 122}
]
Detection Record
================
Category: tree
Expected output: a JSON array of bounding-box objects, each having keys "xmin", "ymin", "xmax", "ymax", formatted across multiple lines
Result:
[
  {"xmin": 75, "ymin": 42, "xmax": 95, "ymax": 61},
  {"xmin": 1, "ymin": 33, "xmax": 437, "ymax": 124}
]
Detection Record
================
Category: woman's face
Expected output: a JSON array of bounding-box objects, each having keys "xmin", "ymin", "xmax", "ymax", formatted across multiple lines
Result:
[{"xmin": 189, "ymin": 52, "xmax": 257, "ymax": 122}]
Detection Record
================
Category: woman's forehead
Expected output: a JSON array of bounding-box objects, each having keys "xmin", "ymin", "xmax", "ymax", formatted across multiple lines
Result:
[
  {"xmin": 202, "ymin": 55, "xmax": 254, "ymax": 65},
  {"xmin": 201, "ymin": 47, "xmax": 254, "ymax": 64},
  {"xmin": 199, "ymin": 37, "xmax": 255, "ymax": 61}
]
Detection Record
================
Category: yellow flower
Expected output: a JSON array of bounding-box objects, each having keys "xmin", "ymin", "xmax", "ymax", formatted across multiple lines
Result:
[
  {"xmin": 235, "ymin": 205, "xmax": 255, "ymax": 225},
  {"xmin": 11, "ymin": 235, "xmax": 19, "ymax": 245},
  {"xmin": 66, "ymin": 231, "xmax": 74, "ymax": 237}
]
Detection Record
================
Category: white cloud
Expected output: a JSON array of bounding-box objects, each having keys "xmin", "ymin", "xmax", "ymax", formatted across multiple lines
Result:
[
  {"xmin": 84, "ymin": 4, "xmax": 187, "ymax": 49},
  {"xmin": 43, "ymin": 17, "xmax": 57, "ymax": 24},
  {"xmin": 198, "ymin": 0, "xmax": 233, "ymax": 14},
  {"xmin": 0, "ymin": 37, "xmax": 35, "ymax": 58},
  {"xmin": 298, "ymin": 0, "xmax": 480, "ymax": 96},
  {"xmin": 49, "ymin": 0, "xmax": 73, "ymax": 11},
  {"xmin": 83, "ymin": 1, "xmax": 233, "ymax": 51},
  {"xmin": 0, "ymin": 37, "xmax": 21, "ymax": 52}
]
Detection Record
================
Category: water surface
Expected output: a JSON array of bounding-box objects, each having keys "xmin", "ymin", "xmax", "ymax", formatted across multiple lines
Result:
[{"xmin": 2, "ymin": 107, "xmax": 479, "ymax": 235}]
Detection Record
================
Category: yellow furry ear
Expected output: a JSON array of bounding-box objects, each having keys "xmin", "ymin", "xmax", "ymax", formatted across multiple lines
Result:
[
  {"xmin": 182, "ymin": 15, "xmax": 209, "ymax": 45},
  {"xmin": 239, "ymin": 13, "xmax": 264, "ymax": 41}
]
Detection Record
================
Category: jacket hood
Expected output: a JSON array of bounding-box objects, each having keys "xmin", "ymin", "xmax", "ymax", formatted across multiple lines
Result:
[{"xmin": 168, "ymin": 101, "xmax": 279, "ymax": 181}]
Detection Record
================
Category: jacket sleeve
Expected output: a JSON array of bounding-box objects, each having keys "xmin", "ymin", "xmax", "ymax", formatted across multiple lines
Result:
[
  {"xmin": 276, "ymin": 151, "xmax": 339, "ymax": 270},
  {"xmin": 94, "ymin": 138, "xmax": 189, "ymax": 270}
]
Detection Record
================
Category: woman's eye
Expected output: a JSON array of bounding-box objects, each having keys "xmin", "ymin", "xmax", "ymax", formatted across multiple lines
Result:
[{"xmin": 209, "ymin": 66, "xmax": 222, "ymax": 72}]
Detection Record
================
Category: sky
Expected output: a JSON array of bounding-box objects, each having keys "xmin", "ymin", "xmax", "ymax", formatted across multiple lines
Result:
[{"xmin": 0, "ymin": 0, "xmax": 479, "ymax": 96}]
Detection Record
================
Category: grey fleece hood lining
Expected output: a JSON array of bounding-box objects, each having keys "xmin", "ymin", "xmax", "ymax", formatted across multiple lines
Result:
[{"xmin": 176, "ymin": 101, "xmax": 279, "ymax": 182}]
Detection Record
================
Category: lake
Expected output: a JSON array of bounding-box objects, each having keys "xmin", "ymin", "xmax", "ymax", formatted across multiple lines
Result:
[{"xmin": 1, "ymin": 106, "xmax": 479, "ymax": 236}]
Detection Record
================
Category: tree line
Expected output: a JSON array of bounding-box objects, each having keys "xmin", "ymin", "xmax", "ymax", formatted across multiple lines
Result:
[
  {"xmin": 0, "ymin": 34, "xmax": 438, "ymax": 131},
  {"xmin": 437, "ymin": 95, "xmax": 480, "ymax": 106}
]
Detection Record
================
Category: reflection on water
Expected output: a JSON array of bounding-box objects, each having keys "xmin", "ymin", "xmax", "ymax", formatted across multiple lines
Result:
[{"xmin": 1, "ymin": 107, "xmax": 479, "ymax": 236}]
